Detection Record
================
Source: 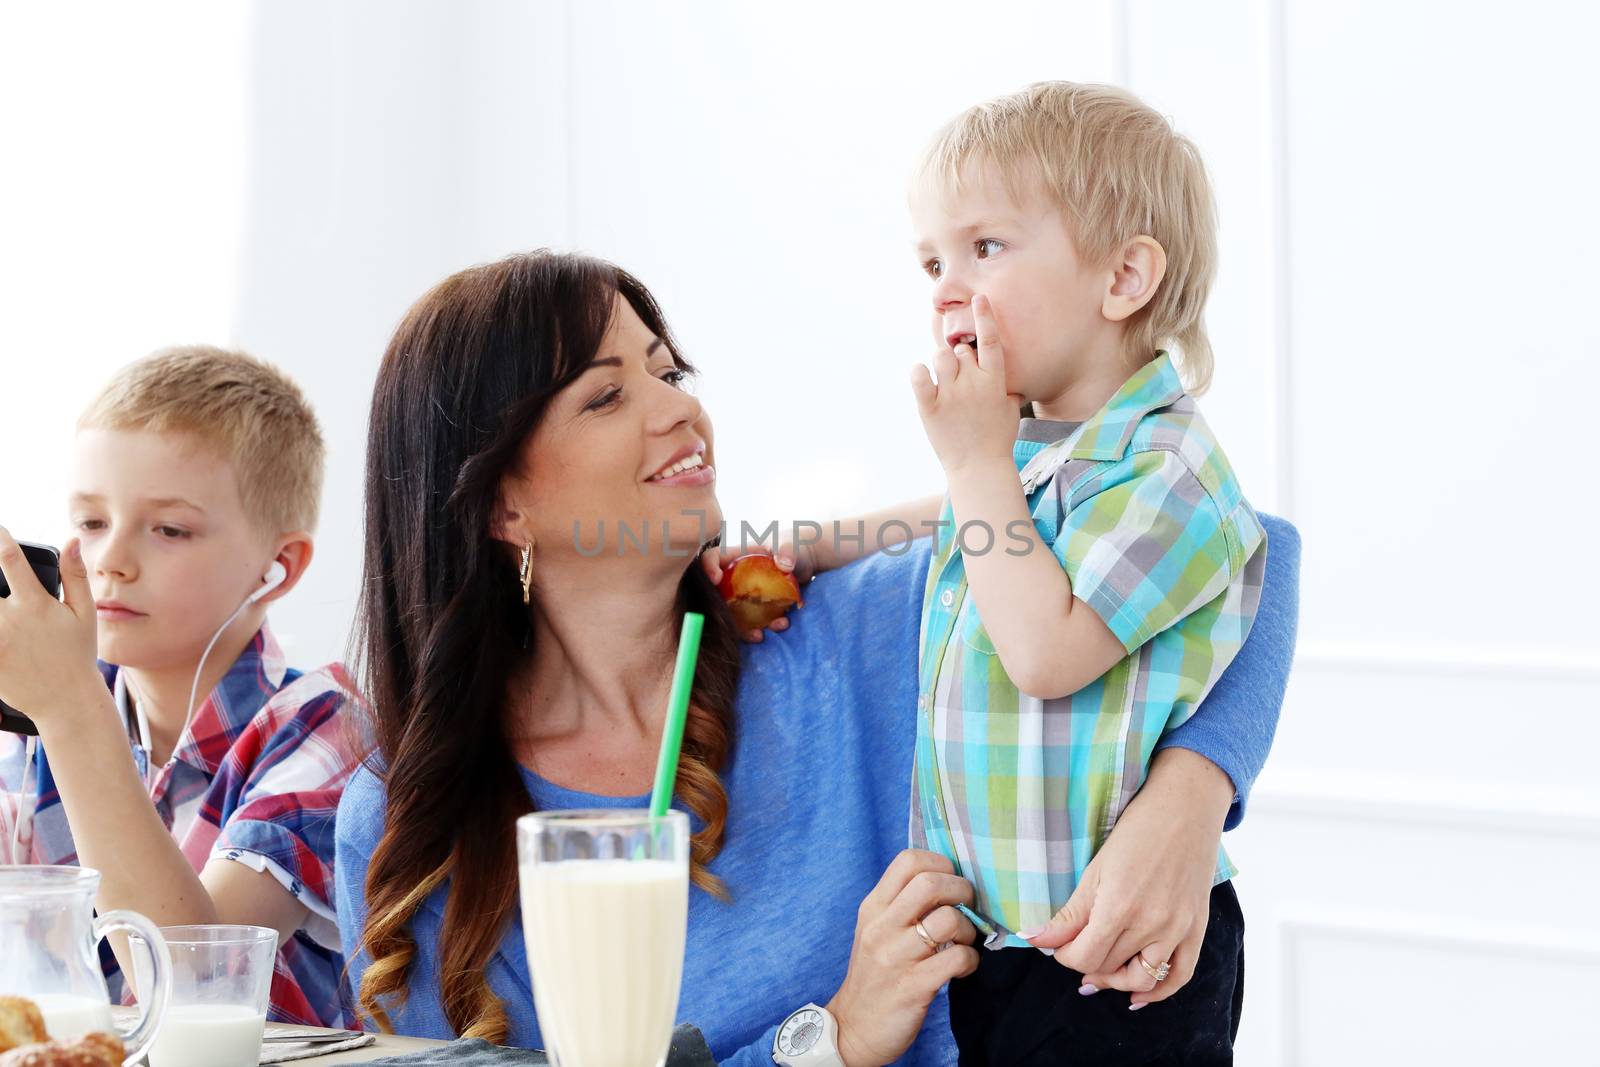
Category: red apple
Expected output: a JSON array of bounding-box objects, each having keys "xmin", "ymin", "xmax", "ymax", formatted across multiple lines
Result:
[{"xmin": 718, "ymin": 554, "xmax": 803, "ymax": 632}]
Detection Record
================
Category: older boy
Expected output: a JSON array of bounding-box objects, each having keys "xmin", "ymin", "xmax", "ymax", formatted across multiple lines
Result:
[{"xmin": 0, "ymin": 346, "xmax": 358, "ymax": 1026}]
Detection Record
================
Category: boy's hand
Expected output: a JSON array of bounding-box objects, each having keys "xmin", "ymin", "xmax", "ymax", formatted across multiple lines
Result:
[
  {"xmin": 0, "ymin": 531, "xmax": 104, "ymax": 726},
  {"xmin": 909, "ymin": 294, "xmax": 1023, "ymax": 477},
  {"xmin": 698, "ymin": 542, "xmax": 814, "ymax": 643}
]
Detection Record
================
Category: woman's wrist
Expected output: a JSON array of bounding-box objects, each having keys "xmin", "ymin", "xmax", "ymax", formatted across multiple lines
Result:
[
  {"xmin": 823, "ymin": 993, "xmax": 873, "ymax": 1067},
  {"xmin": 1136, "ymin": 747, "xmax": 1234, "ymax": 835}
]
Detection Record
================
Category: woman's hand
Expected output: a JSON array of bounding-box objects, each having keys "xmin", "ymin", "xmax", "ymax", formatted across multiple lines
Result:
[
  {"xmin": 827, "ymin": 850, "xmax": 980, "ymax": 1067},
  {"xmin": 1022, "ymin": 748, "xmax": 1233, "ymax": 1007},
  {"xmin": 0, "ymin": 532, "xmax": 103, "ymax": 727},
  {"xmin": 698, "ymin": 541, "xmax": 815, "ymax": 642}
]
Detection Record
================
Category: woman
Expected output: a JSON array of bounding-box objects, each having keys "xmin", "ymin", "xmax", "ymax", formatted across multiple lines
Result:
[{"xmin": 335, "ymin": 251, "xmax": 1299, "ymax": 1064}]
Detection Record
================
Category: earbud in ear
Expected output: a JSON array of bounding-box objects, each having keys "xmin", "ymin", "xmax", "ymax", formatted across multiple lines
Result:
[{"xmin": 248, "ymin": 561, "xmax": 289, "ymax": 604}]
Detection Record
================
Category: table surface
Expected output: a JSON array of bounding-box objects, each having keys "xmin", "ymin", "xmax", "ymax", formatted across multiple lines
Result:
[
  {"xmin": 263, "ymin": 1024, "xmax": 448, "ymax": 1064},
  {"xmin": 107, "ymin": 1007, "xmax": 452, "ymax": 1065}
]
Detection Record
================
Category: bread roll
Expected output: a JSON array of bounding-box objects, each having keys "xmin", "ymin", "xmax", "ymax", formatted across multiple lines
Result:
[
  {"xmin": 0, "ymin": 998, "xmax": 47, "ymax": 1053},
  {"xmin": 0, "ymin": 1031, "xmax": 125, "ymax": 1067}
]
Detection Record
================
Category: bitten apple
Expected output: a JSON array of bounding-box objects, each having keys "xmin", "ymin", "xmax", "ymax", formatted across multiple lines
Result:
[{"xmin": 717, "ymin": 554, "xmax": 803, "ymax": 632}]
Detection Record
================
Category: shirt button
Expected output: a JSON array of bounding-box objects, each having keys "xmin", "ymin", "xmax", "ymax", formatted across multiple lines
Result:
[
  {"xmin": 917, "ymin": 695, "xmax": 929, "ymax": 711},
  {"xmin": 940, "ymin": 589, "xmax": 955, "ymax": 608}
]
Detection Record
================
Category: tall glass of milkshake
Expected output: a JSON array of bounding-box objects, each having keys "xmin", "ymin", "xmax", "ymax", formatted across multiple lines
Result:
[{"xmin": 517, "ymin": 810, "xmax": 689, "ymax": 1067}]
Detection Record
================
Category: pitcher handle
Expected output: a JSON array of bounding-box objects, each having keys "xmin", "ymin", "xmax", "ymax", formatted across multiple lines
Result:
[{"xmin": 93, "ymin": 910, "xmax": 170, "ymax": 1067}]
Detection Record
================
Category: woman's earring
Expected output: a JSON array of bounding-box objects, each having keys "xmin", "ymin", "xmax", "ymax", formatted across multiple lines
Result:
[{"xmin": 519, "ymin": 538, "xmax": 535, "ymax": 604}]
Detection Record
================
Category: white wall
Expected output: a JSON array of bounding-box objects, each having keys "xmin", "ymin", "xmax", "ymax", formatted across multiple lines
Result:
[
  {"xmin": 0, "ymin": 0, "xmax": 248, "ymax": 560},
  {"xmin": 3, "ymin": 2, "xmax": 1597, "ymax": 1061}
]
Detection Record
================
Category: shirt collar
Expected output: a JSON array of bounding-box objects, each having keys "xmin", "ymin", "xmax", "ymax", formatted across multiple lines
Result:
[
  {"xmin": 105, "ymin": 624, "xmax": 288, "ymax": 778},
  {"xmin": 1064, "ymin": 351, "xmax": 1186, "ymax": 462}
]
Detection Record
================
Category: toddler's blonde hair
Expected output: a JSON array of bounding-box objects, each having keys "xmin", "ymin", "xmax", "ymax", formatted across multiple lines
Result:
[
  {"xmin": 918, "ymin": 81, "xmax": 1218, "ymax": 393},
  {"xmin": 80, "ymin": 345, "xmax": 325, "ymax": 535}
]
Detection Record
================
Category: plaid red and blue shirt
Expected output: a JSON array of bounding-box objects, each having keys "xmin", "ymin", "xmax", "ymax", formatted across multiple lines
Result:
[{"xmin": 0, "ymin": 625, "xmax": 359, "ymax": 1026}]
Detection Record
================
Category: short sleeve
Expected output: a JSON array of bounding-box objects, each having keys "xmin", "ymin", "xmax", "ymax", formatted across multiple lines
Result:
[
  {"xmin": 1053, "ymin": 449, "xmax": 1252, "ymax": 654},
  {"xmin": 207, "ymin": 667, "xmax": 361, "ymax": 944},
  {"xmin": 334, "ymin": 764, "xmax": 385, "ymax": 990}
]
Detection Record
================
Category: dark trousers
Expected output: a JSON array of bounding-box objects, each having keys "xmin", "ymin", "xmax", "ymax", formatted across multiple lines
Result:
[{"xmin": 948, "ymin": 881, "xmax": 1245, "ymax": 1066}]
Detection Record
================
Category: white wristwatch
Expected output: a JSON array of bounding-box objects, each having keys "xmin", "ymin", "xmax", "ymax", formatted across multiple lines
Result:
[{"xmin": 773, "ymin": 1002, "xmax": 845, "ymax": 1066}]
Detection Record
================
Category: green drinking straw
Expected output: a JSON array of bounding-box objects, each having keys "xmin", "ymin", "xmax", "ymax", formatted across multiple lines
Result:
[{"xmin": 649, "ymin": 611, "xmax": 705, "ymax": 818}]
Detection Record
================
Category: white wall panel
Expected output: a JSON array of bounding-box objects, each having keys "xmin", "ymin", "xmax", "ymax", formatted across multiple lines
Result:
[
  {"xmin": 1282, "ymin": 913, "xmax": 1600, "ymax": 1065},
  {"xmin": 1280, "ymin": 0, "xmax": 1600, "ymax": 653}
]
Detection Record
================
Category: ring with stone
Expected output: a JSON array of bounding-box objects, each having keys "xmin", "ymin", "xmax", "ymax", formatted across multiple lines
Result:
[{"xmin": 1137, "ymin": 952, "xmax": 1171, "ymax": 982}]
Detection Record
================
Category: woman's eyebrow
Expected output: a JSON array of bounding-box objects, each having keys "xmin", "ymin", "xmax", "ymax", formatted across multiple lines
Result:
[{"xmin": 588, "ymin": 338, "xmax": 665, "ymax": 369}]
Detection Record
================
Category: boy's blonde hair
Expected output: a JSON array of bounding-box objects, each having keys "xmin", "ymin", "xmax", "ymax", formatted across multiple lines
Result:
[
  {"xmin": 918, "ymin": 81, "xmax": 1218, "ymax": 393},
  {"xmin": 79, "ymin": 345, "xmax": 325, "ymax": 535}
]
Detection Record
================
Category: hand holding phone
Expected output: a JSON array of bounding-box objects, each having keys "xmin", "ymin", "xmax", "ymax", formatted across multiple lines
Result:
[{"xmin": 0, "ymin": 540, "xmax": 64, "ymax": 735}]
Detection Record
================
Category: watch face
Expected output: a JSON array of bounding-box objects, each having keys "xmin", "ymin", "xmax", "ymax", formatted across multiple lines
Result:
[{"xmin": 777, "ymin": 1008, "xmax": 825, "ymax": 1056}]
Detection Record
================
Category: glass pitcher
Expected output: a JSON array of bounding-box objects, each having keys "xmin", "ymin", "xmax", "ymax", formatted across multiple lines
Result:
[{"xmin": 0, "ymin": 866, "xmax": 171, "ymax": 1065}]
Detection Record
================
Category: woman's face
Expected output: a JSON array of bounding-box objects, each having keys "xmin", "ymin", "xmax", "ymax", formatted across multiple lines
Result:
[{"xmin": 507, "ymin": 295, "xmax": 719, "ymax": 564}]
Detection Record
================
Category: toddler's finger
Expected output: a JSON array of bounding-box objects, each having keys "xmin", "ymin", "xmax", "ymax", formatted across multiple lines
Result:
[
  {"xmin": 972, "ymin": 294, "xmax": 1007, "ymax": 378},
  {"xmin": 909, "ymin": 363, "xmax": 937, "ymax": 413},
  {"xmin": 699, "ymin": 547, "xmax": 724, "ymax": 584}
]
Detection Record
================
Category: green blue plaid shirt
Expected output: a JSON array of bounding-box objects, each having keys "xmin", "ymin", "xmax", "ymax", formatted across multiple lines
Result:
[{"xmin": 910, "ymin": 353, "xmax": 1267, "ymax": 948}]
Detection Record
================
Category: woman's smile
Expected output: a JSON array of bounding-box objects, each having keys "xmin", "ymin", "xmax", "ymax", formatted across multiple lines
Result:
[
  {"xmin": 646, "ymin": 458, "xmax": 715, "ymax": 489},
  {"xmin": 644, "ymin": 443, "xmax": 714, "ymax": 488}
]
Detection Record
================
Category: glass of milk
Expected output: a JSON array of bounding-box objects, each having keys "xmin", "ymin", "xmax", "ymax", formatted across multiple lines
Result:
[
  {"xmin": 131, "ymin": 924, "xmax": 276, "ymax": 1067},
  {"xmin": 518, "ymin": 810, "xmax": 690, "ymax": 1067}
]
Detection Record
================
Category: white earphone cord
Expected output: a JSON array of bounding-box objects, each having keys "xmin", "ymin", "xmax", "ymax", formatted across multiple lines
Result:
[
  {"xmin": 181, "ymin": 598, "xmax": 255, "ymax": 748},
  {"xmin": 10, "ymin": 734, "xmax": 37, "ymax": 860},
  {"xmin": 131, "ymin": 601, "xmax": 244, "ymax": 790},
  {"xmin": 140, "ymin": 564, "xmax": 283, "ymax": 788}
]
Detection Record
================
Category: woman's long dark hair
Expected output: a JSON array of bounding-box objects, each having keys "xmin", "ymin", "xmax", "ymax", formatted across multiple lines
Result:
[{"xmin": 352, "ymin": 251, "xmax": 741, "ymax": 1042}]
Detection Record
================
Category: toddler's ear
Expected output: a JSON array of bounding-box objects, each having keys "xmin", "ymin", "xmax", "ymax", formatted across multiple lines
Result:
[{"xmin": 1102, "ymin": 236, "xmax": 1168, "ymax": 323}]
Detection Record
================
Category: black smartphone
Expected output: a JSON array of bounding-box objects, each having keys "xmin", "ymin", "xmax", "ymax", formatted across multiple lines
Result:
[{"xmin": 0, "ymin": 541, "xmax": 63, "ymax": 735}]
